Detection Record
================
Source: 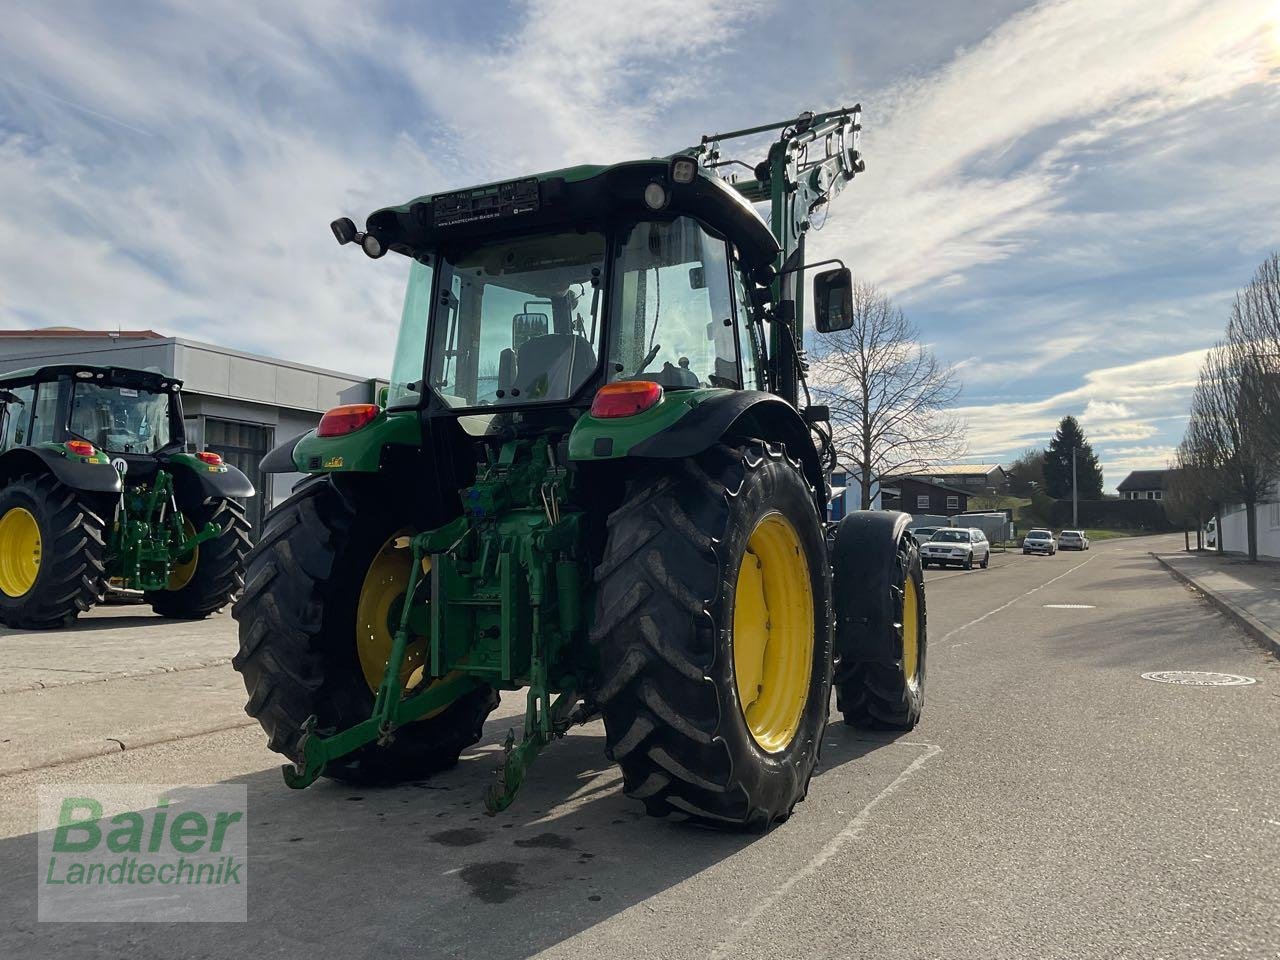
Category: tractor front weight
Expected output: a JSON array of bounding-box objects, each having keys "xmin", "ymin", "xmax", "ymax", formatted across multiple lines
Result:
[
  {"xmin": 282, "ymin": 437, "xmax": 595, "ymax": 812},
  {"xmin": 109, "ymin": 468, "xmax": 222, "ymax": 592}
]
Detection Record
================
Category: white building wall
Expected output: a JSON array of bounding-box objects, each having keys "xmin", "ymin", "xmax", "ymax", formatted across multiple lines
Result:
[{"xmin": 1219, "ymin": 488, "xmax": 1280, "ymax": 560}]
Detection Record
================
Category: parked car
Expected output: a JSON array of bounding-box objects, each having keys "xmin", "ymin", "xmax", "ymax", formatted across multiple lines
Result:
[
  {"xmin": 909, "ymin": 526, "xmax": 940, "ymax": 544},
  {"xmin": 1023, "ymin": 529, "xmax": 1057, "ymax": 555},
  {"xmin": 1058, "ymin": 529, "xmax": 1089, "ymax": 551},
  {"xmin": 921, "ymin": 527, "xmax": 991, "ymax": 569}
]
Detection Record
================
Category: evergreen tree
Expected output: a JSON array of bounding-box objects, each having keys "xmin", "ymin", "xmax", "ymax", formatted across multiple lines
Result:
[{"xmin": 1041, "ymin": 416, "xmax": 1104, "ymax": 499}]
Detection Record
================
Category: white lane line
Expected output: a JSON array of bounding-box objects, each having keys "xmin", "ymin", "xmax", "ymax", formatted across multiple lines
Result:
[
  {"xmin": 710, "ymin": 742, "xmax": 942, "ymax": 960},
  {"xmin": 935, "ymin": 555, "xmax": 1096, "ymax": 646}
]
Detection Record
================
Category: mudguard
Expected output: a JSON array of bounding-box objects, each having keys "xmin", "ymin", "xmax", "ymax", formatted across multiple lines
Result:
[
  {"xmin": 264, "ymin": 411, "xmax": 421, "ymax": 475},
  {"xmin": 568, "ymin": 389, "xmax": 825, "ymax": 504},
  {"xmin": 260, "ymin": 432, "xmax": 305, "ymax": 473},
  {"xmin": 830, "ymin": 509, "xmax": 914, "ymax": 664},
  {"xmin": 0, "ymin": 445, "xmax": 122, "ymax": 494},
  {"xmin": 164, "ymin": 452, "xmax": 255, "ymax": 499}
]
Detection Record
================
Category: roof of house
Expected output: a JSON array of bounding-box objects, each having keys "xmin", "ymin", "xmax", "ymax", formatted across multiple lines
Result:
[
  {"xmin": 0, "ymin": 328, "xmax": 166, "ymax": 340},
  {"xmin": 1117, "ymin": 469, "xmax": 1171, "ymax": 491},
  {"xmin": 885, "ymin": 476, "xmax": 973, "ymax": 498},
  {"xmin": 927, "ymin": 463, "xmax": 1006, "ymax": 476}
]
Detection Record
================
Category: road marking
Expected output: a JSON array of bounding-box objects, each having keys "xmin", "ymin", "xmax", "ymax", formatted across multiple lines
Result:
[
  {"xmin": 935, "ymin": 555, "xmax": 1096, "ymax": 645},
  {"xmin": 709, "ymin": 742, "xmax": 942, "ymax": 960}
]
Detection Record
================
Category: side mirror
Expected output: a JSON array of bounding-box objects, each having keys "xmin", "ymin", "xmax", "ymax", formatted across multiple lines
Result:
[
  {"xmin": 512, "ymin": 312, "xmax": 549, "ymax": 349},
  {"xmin": 813, "ymin": 267, "xmax": 853, "ymax": 333},
  {"xmin": 331, "ymin": 217, "xmax": 358, "ymax": 245}
]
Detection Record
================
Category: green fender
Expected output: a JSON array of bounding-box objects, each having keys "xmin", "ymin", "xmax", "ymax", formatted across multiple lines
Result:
[
  {"xmin": 262, "ymin": 409, "xmax": 421, "ymax": 475},
  {"xmin": 164, "ymin": 452, "xmax": 255, "ymax": 498},
  {"xmin": 0, "ymin": 443, "xmax": 121, "ymax": 494},
  {"xmin": 567, "ymin": 388, "xmax": 825, "ymax": 504}
]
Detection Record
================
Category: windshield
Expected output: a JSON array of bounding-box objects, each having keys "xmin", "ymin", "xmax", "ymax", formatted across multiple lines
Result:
[
  {"xmin": 70, "ymin": 382, "xmax": 172, "ymax": 454},
  {"xmin": 1027, "ymin": 531, "xmax": 1051, "ymax": 539},
  {"xmin": 931, "ymin": 530, "xmax": 971, "ymax": 542},
  {"xmin": 425, "ymin": 231, "xmax": 607, "ymax": 408}
]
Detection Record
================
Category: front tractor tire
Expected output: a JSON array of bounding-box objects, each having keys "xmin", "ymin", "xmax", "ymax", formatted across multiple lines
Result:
[
  {"xmin": 832, "ymin": 520, "xmax": 927, "ymax": 730},
  {"xmin": 231, "ymin": 479, "xmax": 498, "ymax": 783},
  {"xmin": 591, "ymin": 442, "xmax": 832, "ymax": 830},
  {"xmin": 0, "ymin": 473, "xmax": 106, "ymax": 629},
  {"xmin": 145, "ymin": 497, "xmax": 252, "ymax": 619}
]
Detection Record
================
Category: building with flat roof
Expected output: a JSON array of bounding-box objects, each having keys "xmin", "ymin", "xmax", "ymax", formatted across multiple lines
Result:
[{"xmin": 0, "ymin": 328, "xmax": 383, "ymax": 531}]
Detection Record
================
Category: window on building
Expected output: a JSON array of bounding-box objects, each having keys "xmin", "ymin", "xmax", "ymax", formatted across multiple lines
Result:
[
  {"xmin": 947, "ymin": 495, "xmax": 959, "ymax": 510},
  {"xmin": 966, "ymin": 476, "xmax": 982, "ymax": 485},
  {"xmin": 1154, "ymin": 490, "xmax": 1162, "ymax": 500},
  {"xmin": 916, "ymin": 495, "xmax": 930, "ymax": 510}
]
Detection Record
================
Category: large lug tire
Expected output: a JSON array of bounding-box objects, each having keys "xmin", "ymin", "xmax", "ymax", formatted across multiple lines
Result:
[
  {"xmin": 0, "ymin": 473, "xmax": 106, "ymax": 629},
  {"xmin": 231, "ymin": 479, "xmax": 498, "ymax": 783},
  {"xmin": 834, "ymin": 533, "xmax": 926, "ymax": 730},
  {"xmin": 145, "ymin": 497, "xmax": 252, "ymax": 619},
  {"xmin": 590, "ymin": 442, "xmax": 832, "ymax": 830}
]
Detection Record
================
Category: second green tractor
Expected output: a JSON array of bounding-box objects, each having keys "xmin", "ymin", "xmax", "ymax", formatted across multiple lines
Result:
[{"xmin": 233, "ymin": 106, "xmax": 928, "ymax": 829}]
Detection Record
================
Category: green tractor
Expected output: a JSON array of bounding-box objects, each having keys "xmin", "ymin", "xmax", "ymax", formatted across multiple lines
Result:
[
  {"xmin": 0, "ymin": 364, "xmax": 254, "ymax": 628},
  {"xmin": 233, "ymin": 106, "xmax": 927, "ymax": 828}
]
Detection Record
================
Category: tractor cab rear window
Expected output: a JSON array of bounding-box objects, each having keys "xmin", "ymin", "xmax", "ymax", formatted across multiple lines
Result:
[
  {"xmin": 608, "ymin": 217, "xmax": 737, "ymax": 390},
  {"xmin": 69, "ymin": 382, "xmax": 172, "ymax": 454},
  {"xmin": 425, "ymin": 230, "xmax": 607, "ymax": 409}
]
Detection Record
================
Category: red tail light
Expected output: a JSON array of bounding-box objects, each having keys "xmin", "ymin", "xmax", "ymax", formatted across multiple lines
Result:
[
  {"xmin": 67, "ymin": 439, "xmax": 96, "ymax": 458},
  {"xmin": 196, "ymin": 451, "xmax": 223, "ymax": 466},
  {"xmin": 317, "ymin": 403, "xmax": 380, "ymax": 437},
  {"xmin": 590, "ymin": 381, "xmax": 664, "ymax": 419}
]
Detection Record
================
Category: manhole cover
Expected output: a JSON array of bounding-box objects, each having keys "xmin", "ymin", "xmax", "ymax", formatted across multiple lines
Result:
[
  {"xmin": 1141, "ymin": 671, "xmax": 1256, "ymax": 686},
  {"xmin": 1043, "ymin": 603, "xmax": 1095, "ymax": 609}
]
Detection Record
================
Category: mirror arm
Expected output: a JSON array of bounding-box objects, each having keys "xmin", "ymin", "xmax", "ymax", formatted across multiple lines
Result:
[{"xmin": 775, "ymin": 256, "xmax": 848, "ymax": 280}]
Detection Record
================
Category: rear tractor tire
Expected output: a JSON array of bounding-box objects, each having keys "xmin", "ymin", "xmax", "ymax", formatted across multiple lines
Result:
[
  {"xmin": 0, "ymin": 473, "xmax": 106, "ymax": 629},
  {"xmin": 833, "ymin": 524, "xmax": 926, "ymax": 730},
  {"xmin": 232, "ymin": 479, "xmax": 498, "ymax": 783},
  {"xmin": 146, "ymin": 497, "xmax": 252, "ymax": 619},
  {"xmin": 591, "ymin": 442, "xmax": 832, "ymax": 830}
]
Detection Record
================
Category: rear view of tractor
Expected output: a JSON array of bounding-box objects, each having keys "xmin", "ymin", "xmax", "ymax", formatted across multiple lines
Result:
[
  {"xmin": 0, "ymin": 365, "xmax": 253, "ymax": 628},
  {"xmin": 233, "ymin": 106, "xmax": 927, "ymax": 829}
]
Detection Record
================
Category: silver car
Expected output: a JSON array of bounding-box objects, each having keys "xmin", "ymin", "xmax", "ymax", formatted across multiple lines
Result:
[
  {"xmin": 920, "ymin": 527, "xmax": 991, "ymax": 570},
  {"xmin": 1058, "ymin": 529, "xmax": 1090, "ymax": 551},
  {"xmin": 1023, "ymin": 529, "xmax": 1057, "ymax": 555}
]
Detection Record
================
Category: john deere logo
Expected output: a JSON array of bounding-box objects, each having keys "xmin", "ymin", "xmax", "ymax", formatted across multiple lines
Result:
[{"xmin": 111, "ymin": 458, "xmax": 128, "ymax": 476}]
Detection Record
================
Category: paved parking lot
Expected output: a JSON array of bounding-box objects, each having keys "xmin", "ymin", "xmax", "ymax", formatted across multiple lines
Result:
[{"xmin": 1, "ymin": 534, "xmax": 1277, "ymax": 958}]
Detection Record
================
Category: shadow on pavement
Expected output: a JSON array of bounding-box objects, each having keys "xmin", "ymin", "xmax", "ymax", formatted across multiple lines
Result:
[{"xmin": 0, "ymin": 714, "xmax": 905, "ymax": 959}]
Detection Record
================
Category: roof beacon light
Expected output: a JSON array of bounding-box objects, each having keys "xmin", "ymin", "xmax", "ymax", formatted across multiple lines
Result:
[
  {"xmin": 670, "ymin": 156, "xmax": 698, "ymax": 184},
  {"xmin": 590, "ymin": 381, "xmax": 663, "ymax": 419}
]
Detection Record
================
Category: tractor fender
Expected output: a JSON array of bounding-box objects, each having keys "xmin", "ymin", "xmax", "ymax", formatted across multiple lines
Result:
[
  {"xmin": 629, "ymin": 391, "xmax": 825, "ymax": 501},
  {"xmin": 260, "ymin": 432, "xmax": 305, "ymax": 474},
  {"xmin": 830, "ymin": 509, "xmax": 914, "ymax": 663},
  {"xmin": 0, "ymin": 446, "xmax": 122, "ymax": 494},
  {"xmin": 163, "ymin": 453, "xmax": 255, "ymax": 499}
]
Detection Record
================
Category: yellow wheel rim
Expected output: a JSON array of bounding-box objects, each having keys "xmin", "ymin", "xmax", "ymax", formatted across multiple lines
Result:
[
  {"xmin": 168, "ymin": 519, "xmax": 199, "ymax": 591},
  {"xmin": 355, "ymin": 531, "xmax": 438, "ymax": 702},
  {"xmin": 731, "ymin": 512, "xmax": 814, "ymax": 753},
  {"xmin": 0, "ymin": 506, "xmax": 41, "ymax": 598},
  {"xmin": 902, "ymin": 573, "xmax": 920, "ymax": 685}
]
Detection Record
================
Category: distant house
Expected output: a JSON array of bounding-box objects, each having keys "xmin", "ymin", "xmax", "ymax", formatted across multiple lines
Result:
[
  {"xmin": 828, "ymin": 467, "xmax": 881, "ymax": 521},
  {"xmin": 1117, "ymin": 469, "xmax": 1171, "ymax": 501},
  {"xmin": 881, "ymin": 476, "xmax": 971, "ymax": 517},
  {"xmin": 919, "ymin": 463, "xmax": 1008, "ymax": 492}
]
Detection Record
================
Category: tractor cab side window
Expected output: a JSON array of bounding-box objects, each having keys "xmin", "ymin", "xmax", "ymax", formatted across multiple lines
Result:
[
  {"xmin": 609, "ymin": 217, "xmax": 739, "ymax": 390},
  {"xmin": 732, "ymin": 262, "xmax": 766, "ymax": 391},
  {"xmin": 388, "ymin": 257, "xmax": 436, "ymax": 409},
  {"xmin": 0, "ymin": 385, "xmax": 33, "ymax": 450},
  {"xmin": 28, "ymin": 381, "xmax": 62, "ymax": 445}
]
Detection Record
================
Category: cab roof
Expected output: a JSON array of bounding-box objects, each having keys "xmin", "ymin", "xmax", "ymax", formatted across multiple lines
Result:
[
  {"xmin": 0, "ymin": 364, "xmax": 182, "ymax": 392},
  {"xmin": 363, "ymin": 158, "xmax": 781, "ymax": 270}
]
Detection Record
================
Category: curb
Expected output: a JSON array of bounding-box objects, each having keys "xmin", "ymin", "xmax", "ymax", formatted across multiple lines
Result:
[{"xmin": 1150, "ymin": 553, "xmax": 1280, "ymax": 659}]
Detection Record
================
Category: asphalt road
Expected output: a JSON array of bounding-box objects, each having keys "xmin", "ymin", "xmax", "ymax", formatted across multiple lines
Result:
[{"xmin": 1, "ymin": 534, "xmax": 1277, "ymax": 958}]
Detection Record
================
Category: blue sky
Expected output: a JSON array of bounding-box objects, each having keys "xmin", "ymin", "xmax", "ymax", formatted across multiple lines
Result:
[{"xmin": 1, "ymin": 0, "xmax": 1278, "ymax": 488}]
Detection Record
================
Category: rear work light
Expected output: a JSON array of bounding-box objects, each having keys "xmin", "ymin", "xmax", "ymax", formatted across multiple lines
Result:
[
  {"xmin": 195, "ymin": 451, "xmax": 223, "ymax": 466},
  {"xmin": 590, "ymin": 381, "xmax": 663, "ymax": 419},
  {"xmin": 317, "ymin": 403, "xmax": 380, "ymax": 437},
  {"xmin": 66, "ymin": 439, "xmax": 96, "ymax": 458}
]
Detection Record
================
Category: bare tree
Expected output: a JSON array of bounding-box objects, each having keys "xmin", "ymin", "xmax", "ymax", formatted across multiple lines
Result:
[
  {"xmin": 1227, "ymin": 252, "xmax": 1280, "ymax": 454},
  {"xmin": 1162, "ymin": 443, "xmax": 1218, "ymax": 551},
  {"xmin": 1184, "ymin": 337, "xmax": 1277, "ymax": 561},
  {"xmin": 810, "ymin": 282, "xmax": 966, "ymax": 509}
]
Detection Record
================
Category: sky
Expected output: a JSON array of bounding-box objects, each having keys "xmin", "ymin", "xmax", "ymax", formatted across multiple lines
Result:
[{"xmin": 1, "ymin": 0, "xmax": 1278, "ymax": 489}]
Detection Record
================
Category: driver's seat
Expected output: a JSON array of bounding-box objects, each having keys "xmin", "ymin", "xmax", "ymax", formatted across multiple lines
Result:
[{"xmin": 510, "ymin": 334, "xmax": 596, "ymax": 400}]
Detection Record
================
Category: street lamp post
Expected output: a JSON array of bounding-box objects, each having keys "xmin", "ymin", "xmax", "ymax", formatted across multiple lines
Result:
[{"xmin": 1072, "ymin": 446, "xmax": 1079, "ymax": 528}]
